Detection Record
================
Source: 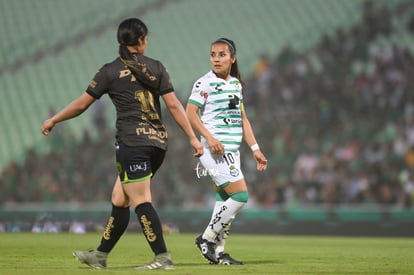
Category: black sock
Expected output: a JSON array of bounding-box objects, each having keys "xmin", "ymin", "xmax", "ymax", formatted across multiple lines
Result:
[
  {"xmin": 135, "ymin": 202, "xmax": 167, "ymax": 255},
  {"xmin": 97, "ymin": 204, "xmax": 130, "ymax": 253}
]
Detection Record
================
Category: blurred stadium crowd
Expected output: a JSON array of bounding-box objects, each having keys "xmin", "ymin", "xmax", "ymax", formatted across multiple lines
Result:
[{"xmin": 2, "ymin": 1, "xmax": 414, "ymax": 210}]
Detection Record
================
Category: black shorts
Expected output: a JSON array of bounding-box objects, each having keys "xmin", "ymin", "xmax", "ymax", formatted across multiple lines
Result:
[{"xmin": 115, "ymin": 141, "xmax": 166, "ymax": 183}]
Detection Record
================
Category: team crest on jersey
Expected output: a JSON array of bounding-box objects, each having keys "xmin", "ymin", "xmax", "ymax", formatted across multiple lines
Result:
[
  {"xmin": 229, "ymin": 165, "xmax": 239, "ymax": 177},
  {"xmin": 234, "ymin": 80, "xmax": 240, "ymax": 89}
]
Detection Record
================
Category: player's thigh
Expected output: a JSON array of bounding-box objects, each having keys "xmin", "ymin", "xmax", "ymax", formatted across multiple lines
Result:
[
  {"xmin": 222, "ymin": 178, "xmax": 248, "ymax": 194},
  {"xmin": 121, "ymin": 178, "xmax": 152, "ymax": 207},
  {"xmin": 111, "ymin": 176, "xmax": 129, "ymax": 207}
]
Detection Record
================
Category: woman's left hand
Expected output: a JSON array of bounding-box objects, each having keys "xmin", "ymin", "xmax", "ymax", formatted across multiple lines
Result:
[{"xmin": 253, "ymin": 150, "xmax": 268, "ymax": 171}]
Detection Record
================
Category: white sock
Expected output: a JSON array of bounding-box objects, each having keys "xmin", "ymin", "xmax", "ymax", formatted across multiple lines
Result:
[
  {"xmin": 216, "ymin": 215, "xmax": 233, "ymax": 256},
  {"xmin": 202, "ymin": 198, "xmax": 244, "ymax": 242},
  {"xmin": 212, "ymin": 200, "xmax": 235, "ymax": 255}
]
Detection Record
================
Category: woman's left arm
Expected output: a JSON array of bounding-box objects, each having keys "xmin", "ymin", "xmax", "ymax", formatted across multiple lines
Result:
[
  {"xmin": 41, "ymin": 92, "xmax": 95, "ymax": 136},
  {"xmin": 241, "ymin": 105, "xmax": 268, "ymax": 171}
]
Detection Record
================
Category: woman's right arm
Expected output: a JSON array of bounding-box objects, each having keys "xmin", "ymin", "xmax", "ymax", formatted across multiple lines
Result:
[
  {"xmin": 41, "ymin": 92, "xmax": 95, "ymax": 136},
  {"xmin": 186, "ymin": 103, "xmax": 224, "ymax": 155},
  {"xmin": 162, "ymin": 92, "xmax": 203, "ymax": 157}
]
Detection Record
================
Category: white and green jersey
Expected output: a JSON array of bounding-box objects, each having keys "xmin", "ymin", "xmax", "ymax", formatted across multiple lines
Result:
[{"xmin": 188, "ymin": 71, "xmax": 243, "ymax": 153}]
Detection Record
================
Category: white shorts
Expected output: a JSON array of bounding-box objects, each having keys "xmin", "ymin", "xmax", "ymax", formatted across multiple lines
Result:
[{"xmin": 199, "ymin": 150, "xmax": 244, "ymax": 187}]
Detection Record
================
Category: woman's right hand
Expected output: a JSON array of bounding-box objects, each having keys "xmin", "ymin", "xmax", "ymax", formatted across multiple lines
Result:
[
  {"xmin": 206, "ymin": 136, "xmax": 224, "ymax": 155},
  {"xmin": 40, "ymin": 118, "xmax": 56, "ymax": 136},
  {"xmin": 190, "ymin": 137, "xmax": 204, "ymax": 157}
]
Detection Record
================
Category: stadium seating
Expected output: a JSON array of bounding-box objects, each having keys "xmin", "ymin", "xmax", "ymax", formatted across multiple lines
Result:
[
  {"xmin": 0, "ymin": 0, "xmax": 153, "ymax": 167},
  {"xmin": 0, "ymin": 0, "xmax": 154, "ymax": 67},
  {"xmin": 0, "ymin": 0, "xmax": 410, "ymax": 178}
]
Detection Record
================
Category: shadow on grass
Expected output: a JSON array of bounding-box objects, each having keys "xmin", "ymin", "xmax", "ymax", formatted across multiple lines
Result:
[{"xmin": 89, "ymin": 259, "xmax": 282, "ymax": 270}]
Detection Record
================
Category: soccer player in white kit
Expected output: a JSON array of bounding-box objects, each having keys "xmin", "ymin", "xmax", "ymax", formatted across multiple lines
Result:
[{"xmin": 186, "ymin": 38, "xmax": 268, "ymax": 265}]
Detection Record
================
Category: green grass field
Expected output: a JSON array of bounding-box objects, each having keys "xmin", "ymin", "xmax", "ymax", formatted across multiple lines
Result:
[{"xmin": 0, "ymin": 233, "xmax": 413, "ymax": 274}]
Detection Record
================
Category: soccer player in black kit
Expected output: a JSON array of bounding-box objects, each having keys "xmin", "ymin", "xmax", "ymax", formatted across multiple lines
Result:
[{"xmin": 41, "ymin": 18, "xmax": 203, "ymax": 270}]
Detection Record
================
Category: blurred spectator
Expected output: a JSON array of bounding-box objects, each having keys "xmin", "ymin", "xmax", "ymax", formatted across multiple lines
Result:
[
  {"xmin": 69, "ymin": 221, "xmax": 87, "ymax": 234},
  {"xmin": 91, "ymin": 98, "xmax": 109, "ymax": 137},
  {"xmin": 252, "ymin": 54, "xmax": 276, "ymax": 114}
]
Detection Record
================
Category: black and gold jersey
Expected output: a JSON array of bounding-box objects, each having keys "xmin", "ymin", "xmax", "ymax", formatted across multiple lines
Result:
[{"xmin": 86, "ymin": 54, "xmax": 174, "ymax": 150}]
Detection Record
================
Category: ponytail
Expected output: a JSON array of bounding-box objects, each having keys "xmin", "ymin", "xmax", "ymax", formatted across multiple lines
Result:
[
  {"xmin": 119, "ymin": 44, "xmax": 129, "ymax": 60},
  {"xmin": 117, "ymin": 18, "xmax": 159, "ymax": 91}
]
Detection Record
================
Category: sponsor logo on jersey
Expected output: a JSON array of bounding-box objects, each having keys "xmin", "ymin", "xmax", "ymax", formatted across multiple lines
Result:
[
  {"xmin": 226, "ymin": 110, "xmax": 240, "ymax": 115},
  {"xmin": 136, "ymin": 127, "xmax": 168, "ymax": 140},
  {"xmin": 223, "ymin": 118, "xmax": 242, "ymax": 125}
]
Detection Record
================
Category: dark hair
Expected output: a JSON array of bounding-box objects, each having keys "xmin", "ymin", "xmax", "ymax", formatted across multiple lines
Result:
[
  {"xmin": 212, "ymin": 38, "xmax": 245, "ymax": 90},
  {"xmin": 117, "ymin": 18, "xmax": 159, "ymax": 91},
  {"xmin": 117, "ymin": 18, "xmax": 148, "ymax": 57}
]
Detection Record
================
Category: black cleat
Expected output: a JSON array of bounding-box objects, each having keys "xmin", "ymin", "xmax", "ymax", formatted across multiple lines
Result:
[
  {"xmin": 195, "ymin": 235, "xmax": 218, "ymax": 264},
  {"xmin": 216, "ymin": 252, "xmax": 244, "ymax": 265}
]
